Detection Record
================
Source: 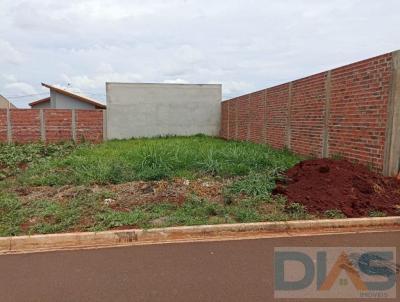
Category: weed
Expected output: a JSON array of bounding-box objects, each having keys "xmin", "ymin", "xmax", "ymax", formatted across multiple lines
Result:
[
  {"xmin": 324, "ymin": 209, "xmax": 346, "ymax": 219},
  {"xmin": 0, "ymin": 142, "xmax": 77, "ymax": 179},
  {"xmin": 285, "ymin": 202, "xmax": 310, "ymax": 220},
  {"xmin": 19, "ymin": 136, "xmax": 300, "ymax": 186},
  {"xmin": 368, "ymin": 210, "xmax": 386, "ymax": 217},
  {"xmin": 225, "ymin": 171, "xmax": 279, "ymax": 198},
  {"xmin": 0, "ymin": 194, "xmax": 26, "ymax": 236}
]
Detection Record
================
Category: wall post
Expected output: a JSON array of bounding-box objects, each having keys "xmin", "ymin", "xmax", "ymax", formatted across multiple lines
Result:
[
  {"xmin": 102, "ymin": 110, "xmax": 107, "ymax": 141},
  {"xmin": 383, "ymin": 51, "xmax": 400, "ymax": 176},
  {"xmin": 71, "ymin": 109, "xmax": 77, "ymax": 142},
  {"xmin": 263, "ymin": 89, "xmax": 267, "ymax": 145},
  {"xmin": 322, "ymin": 70, "xmax": 332, "ymax": 158},
  {"xmin": 246, "ymin": 94, "xmax": 251, "ymax": 141},
  {"xmin": 227, "ymin": 101, "xmax": 230, "ymax": 139},
  {"xmin": 6, "ymin": 109, "xmax": 12, "ymax": 144},
  {"xmin": 286, "ymin": 82, "xmax": 293, "ymax": 149},
  {"xmin": 235, "ymin": 100, "xmax": 238, "ymax": 140},
  {"xmin": 40, "ymin": 109, "xmax": 46, "ymax": 142}
]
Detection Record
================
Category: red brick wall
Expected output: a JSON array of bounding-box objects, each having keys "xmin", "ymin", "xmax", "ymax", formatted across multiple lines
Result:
[
  {"xmin": 0, "ymin": 109, "xmax": 104, "ymax": 144},
  {"xmin": 0, "ymin": 110, "xmax": 7, "ymax": 142},
  {"xmin": 220, "ymin": 101, "xmax": 229, "ymax": 139},
  {"xmin": 76, "ymin": 110, "xmax": 104, "ymax": 143},
  {"xmin": 227, "ymin": 98, "xmax": 237, "ymax": 140},
  {"xmin": 290, "ymin": 72, "xmax": 327, "ymax": 157},
  {"xmin": 11, "ymin": 109, "xmax": 41, "ymax": 143},
  {"xmin": 45, "ymin": 110, "xmax": 73, "ymax": 143},
  {"xmin": 328, "ymin": 53, "xmax": 392, "ymax": 171},
  {"xmin": 220, "ymin": 52, "xmax": 395, "ymax": 172},
  {"xmin": 265, "ymin": 84, "xmax": 290, "ymax": 149},
  {"xmin": 248, "ymin": 90, "xmax": 265, "ymax": 144},
  {"xmin": 237, "ymin": 95, "xmax": 250, "ymax": 141}
]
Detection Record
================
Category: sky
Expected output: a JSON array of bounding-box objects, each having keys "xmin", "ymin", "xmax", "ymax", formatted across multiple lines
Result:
[{"xmin": 1, "ymin": 0, "xmax": 400, "ymax": 108}]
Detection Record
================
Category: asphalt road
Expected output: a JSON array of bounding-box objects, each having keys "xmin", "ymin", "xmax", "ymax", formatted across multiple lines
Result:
[{"xmin": 0, "ymin": 230, "xmax": 399, "ymax": 302}]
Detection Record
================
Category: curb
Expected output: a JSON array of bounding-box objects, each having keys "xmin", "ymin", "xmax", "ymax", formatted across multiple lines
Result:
[{"xmin": 1, "ymin": 217, "xmax": 400, "ymax": 254}]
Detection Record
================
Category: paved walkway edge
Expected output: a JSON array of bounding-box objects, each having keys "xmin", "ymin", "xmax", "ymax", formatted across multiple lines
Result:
[{"xmin": 1, "ymin": 217, "xmax": 400, "ymax": 254}]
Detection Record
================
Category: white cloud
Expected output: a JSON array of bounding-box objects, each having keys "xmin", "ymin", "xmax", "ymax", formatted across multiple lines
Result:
[
  {"xmin": 3, "ymin": 82, "xmax": 37, "ymax": 96},
  {"xmin": 0, "ymin": 0, "xmax": 400, "ymax": 107},
  {"xmin": 0, "ymin": 40, "xmax": 23, "ymax": 64},
  {"xmin": 220, "ymin": 81, "xmax": 255, "ymax": 98},
  {"xmin": 1, "ymin": 74, "xmax": 17, "ymax": 82},
  {"xmin": 61, "ymin": 71, "xmax": 143, "ymax": 90},
  {"xmin": 163, "ymin": 78, "xmax": 190, "ymax": 84}
]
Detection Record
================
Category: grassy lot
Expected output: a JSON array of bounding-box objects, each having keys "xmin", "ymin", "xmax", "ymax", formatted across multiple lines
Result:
[
  {"xmin": 19, "ymin": 135, "xmax": 298, "ymax": 185},
  {"xmin": 0, "ymin": 136, "xmax": 307, "ymax": 237}
]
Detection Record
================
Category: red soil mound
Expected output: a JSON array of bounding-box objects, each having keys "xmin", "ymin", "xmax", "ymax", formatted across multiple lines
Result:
[{"xmin": 274, "ymin": 159, "xmax": 400, "ymax": 218}]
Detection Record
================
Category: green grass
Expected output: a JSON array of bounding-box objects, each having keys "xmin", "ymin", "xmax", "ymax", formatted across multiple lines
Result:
[
  {"xmin": 0, "ymin": 191, "xmax": 314, "ymax": 236},
  {"xmin": 19, "ymin": 136, "xmax": 300, "ymax": 186},
  {"xmin": 0, "ymin": 142, "xmax": 77, "ymax": 180},
  {"xmin": 0, "ymin": 136, "xmax": 305, "ymax": 236}
]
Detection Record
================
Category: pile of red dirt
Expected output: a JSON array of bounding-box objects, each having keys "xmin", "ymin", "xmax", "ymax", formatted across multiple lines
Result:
[{"xmin": 274, "ymin": 159, "xmax": 400, "ymax": 218}]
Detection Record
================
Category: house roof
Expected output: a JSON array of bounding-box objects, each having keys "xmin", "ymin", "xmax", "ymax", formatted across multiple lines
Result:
[
  {"xmin": 30, "ymin": 83, "xmax": 106, "ymax": 109},
  {"xmin": 29, "ymin": 97, "xmax": 51, "ymax": 107}
]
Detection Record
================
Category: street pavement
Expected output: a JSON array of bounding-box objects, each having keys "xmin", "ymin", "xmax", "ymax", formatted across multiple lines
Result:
[{"xmin": 0, "ymin": 229, "xmax": 399, "ymax": 302}]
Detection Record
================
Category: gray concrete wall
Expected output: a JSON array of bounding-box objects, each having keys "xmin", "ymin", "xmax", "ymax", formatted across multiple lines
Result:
[
  {"xmin": 106, "ymin": 83, "xmax": 222, "ymax": 139},
  {"xmin": 51, "ymin": 91, "xmax": 95, "ymax": 109}
]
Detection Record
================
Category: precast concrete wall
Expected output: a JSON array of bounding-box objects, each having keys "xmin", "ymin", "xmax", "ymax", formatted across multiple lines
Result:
[{"xmin": 106, "ymin": 83, "xmax": 222, "ymax": 139}]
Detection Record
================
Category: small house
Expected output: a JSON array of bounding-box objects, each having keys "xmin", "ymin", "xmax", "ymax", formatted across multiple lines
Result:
[{"xmin": 29, "ymin": 83, "xmax": 106, "ymax": 110}]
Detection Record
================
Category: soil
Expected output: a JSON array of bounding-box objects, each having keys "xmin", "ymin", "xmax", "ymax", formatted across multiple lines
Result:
[
  {"xmin": 274, "ymin": 159, "xmax": 400, "ymax": 218},
  {"xmin": 14, "ymin": 177, "xmax": 231, "ymax": 210}
]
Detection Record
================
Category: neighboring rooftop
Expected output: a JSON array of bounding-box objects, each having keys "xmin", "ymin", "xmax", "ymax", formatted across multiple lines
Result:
[
  {"xmin": 29, "ymin": 83, "xmax": 106, "ymax": 109},
  {"xmin": 0, "ymin": 95, "xmax": 16, "ymax": 109}
]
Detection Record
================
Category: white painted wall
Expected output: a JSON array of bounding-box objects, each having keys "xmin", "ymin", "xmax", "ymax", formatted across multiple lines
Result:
[{"xmin": 106, "ymin": 83, "xmax": 222, "ymax": 139}]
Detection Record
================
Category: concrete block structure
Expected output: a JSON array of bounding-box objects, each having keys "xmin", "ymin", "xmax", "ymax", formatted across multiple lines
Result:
[{"xmin": 106, "ymin": 83, "xmax": 222, "ymax": 139}]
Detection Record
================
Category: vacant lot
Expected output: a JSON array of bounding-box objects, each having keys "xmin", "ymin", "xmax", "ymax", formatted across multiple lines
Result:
[
  {"xmin": 0, "ymin": 136, "xmax": 311, "ymax": 236},
  {"xmin": 2, "ymin": 136, "xmax": 399, "ymax": 237}
]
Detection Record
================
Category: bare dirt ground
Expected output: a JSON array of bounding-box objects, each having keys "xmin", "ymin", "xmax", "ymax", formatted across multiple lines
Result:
[
  {"xmin": 274, "ymin": 159, "xmax": 400, "ymax": 217},
  {"xmin": 13, "ymin": 177, "xmax": 234, "ymax": 209}
]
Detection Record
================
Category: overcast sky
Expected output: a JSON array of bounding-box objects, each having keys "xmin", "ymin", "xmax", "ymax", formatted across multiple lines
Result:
[{"xmin": 1, "ymin": 0, "xmax": 400, "ymax": 107}]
